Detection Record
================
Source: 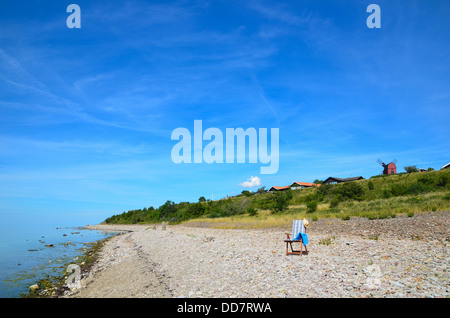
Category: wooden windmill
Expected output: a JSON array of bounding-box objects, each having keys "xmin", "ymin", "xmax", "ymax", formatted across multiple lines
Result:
[{"xmin": 377, "ymin": 159, "xmax": 397, "ymax": 175}]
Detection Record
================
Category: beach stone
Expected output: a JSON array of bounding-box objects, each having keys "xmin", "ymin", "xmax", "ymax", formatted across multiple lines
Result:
[
  {"xmin": 29, "ymin": 284, "xmax": 39, "ymax": 293},
  {"xmin": 390, "ymin": 281, "xmax": 405, "ymax": 288}
]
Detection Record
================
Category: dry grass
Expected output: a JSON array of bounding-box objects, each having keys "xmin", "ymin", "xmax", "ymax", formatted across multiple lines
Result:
[
  {"xmin": 184, "ymin": 209, "xmax": 300, "ymax": 229},
  {"xmin": 183, "ymin": 190, "xmax": 450, "ymax": 229}
]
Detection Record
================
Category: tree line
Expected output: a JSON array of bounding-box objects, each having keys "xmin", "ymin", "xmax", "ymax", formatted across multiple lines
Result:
[{"xmin": 104, "ymin": 168, "xmax": 449, "ymax": 224}]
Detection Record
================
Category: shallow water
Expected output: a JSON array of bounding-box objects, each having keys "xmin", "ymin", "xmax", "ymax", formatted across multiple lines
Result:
[{"xmin": 0, "ymin": 223, "xmax": 117, "ymax": 298}]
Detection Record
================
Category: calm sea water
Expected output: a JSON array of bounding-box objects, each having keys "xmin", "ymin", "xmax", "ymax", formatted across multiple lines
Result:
[{"xmin": 0, "ymin": 223, "xmax": 117, "ymax": 298}]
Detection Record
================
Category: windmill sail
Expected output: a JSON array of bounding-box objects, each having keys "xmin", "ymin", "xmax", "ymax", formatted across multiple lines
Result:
[{"xmin": 377, "ymin": 159, "xmax": 386, "ymax": 167}]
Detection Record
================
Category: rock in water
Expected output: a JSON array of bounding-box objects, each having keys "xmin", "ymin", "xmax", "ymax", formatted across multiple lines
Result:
[{"xmin": 29, "ymin": 284, "xmax": 39, "ymax": 293}]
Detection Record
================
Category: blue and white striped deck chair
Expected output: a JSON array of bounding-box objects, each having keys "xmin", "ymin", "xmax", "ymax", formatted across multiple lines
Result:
[{"xmin": 284, "ymin": 220, "xmax": 309, "ymax": 256}]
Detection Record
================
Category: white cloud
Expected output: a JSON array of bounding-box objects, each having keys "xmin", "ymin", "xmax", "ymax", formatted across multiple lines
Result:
[{"xmin": 239, "ymin": 176, "xmax": 261, "ymax": 188}]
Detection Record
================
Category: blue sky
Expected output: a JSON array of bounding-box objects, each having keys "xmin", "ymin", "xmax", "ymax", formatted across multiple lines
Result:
[{"xmin": 1, "ymin": 0, "xmax": 449, "ymax": 226}]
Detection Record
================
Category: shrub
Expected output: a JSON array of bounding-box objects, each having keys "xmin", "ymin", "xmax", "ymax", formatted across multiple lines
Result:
[
  {"xmin": 209, "ymin": 209, "xmax": 223, "ymax": 218},
  {"xmin": 319, "ymin": 236, "xmax": 336, "ymax": 245},
  {"xmin": 186, "ymin": 202, "xmax": 205, "ymax": 217},
  {"xmin": 221, "ymin": 198, "xmax": 250, "ymax": 216},
  {"xmin": 418, "ymin": 175, "xmax": 435, "ymax": 186},
  {"xmin": 368, "ymin": 180, "xmax": 374, "ymax": 190},
  {"xmin": 407, "ymin": 182, "xmax": 431, "ymax": 195},
  {"xmin": 317, "ymin": 183, "xmax": 334, "ymax": 198},
  {"xmin": 254, "ymin": 195, "xmax": 273, "ymax": 210},
  {"xmin": 335, "ymin": 182, "xmax": 365, "ymax": 201},
  {"xmin": 437, "ymin": 174, "xmax": 449, "ymax": 187},
  {"xmin": 304, "ymin": 192, "xmax": 319, "ymax": 203},
  {"xmin": 330, "ymin": 195, "xmax": 342, "ymax": 208},
  {"xmin": 257, "ymin": 186, "xmax": 266, "ymax": 194},
  {"xmin": 404, "ymin": 165, "xmax": 419, "ymax": 173},
  {"xmin": 247, "ymin": 207, "xmax": 258, "ymax": 216},
  {"xmin": 390, "ymin": 183, "xmax": 407, "ymax": 196},
  {"xmin": 378, "ymin": 212, "xmax": 389, "ymax": 219},
  {"xmin": 306, "ymin": 200, "xmax": 318, "ymax": 213},
  {"xmin": 270, "ymin": 190, "xmax": 292, "ymax": 213},
  {"xmin": 382, "ymin": 189, "xmax": 392, "ymax": 199}
]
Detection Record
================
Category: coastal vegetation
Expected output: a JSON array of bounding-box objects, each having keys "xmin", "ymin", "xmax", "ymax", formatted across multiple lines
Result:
[
  {"xmin": 103, "ymin": 169, "xmax": 450, "ymax": 228},
  {"xmin": 22, "ymin": 237, "xmax": 111, "ymax": 298}
]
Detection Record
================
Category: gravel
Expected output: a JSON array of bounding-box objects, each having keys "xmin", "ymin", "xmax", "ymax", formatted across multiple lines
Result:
[{"xmin": 64, "ymin": 211, "xmax": 449, "ymax": 298}]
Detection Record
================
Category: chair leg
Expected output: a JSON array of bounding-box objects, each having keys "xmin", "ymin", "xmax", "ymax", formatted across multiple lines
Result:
[{"xmin": 286, "ymin": 240, "xmax": 308, "ymax": 256}]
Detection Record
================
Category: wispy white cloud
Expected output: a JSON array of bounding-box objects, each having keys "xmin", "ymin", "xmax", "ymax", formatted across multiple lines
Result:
[
  {"xmin": 0, "ymin": 136, "xmax": 156, "ymax": 158},
  {"xmin": 247, "ymin": 0, "xmax": 314, "ymax": 26},
  {"xmin": 0, "ymin": 49, "xmax": 49, "ymax": 93}
]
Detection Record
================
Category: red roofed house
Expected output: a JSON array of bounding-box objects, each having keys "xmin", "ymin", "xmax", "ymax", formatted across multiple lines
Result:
[
  {"xmin": 290, "ymin": 181, "xmax": 321, "ymax": 190},
  {"xmin": 268, "ymin": 186, "xmax": 290, "ymax": 192}
]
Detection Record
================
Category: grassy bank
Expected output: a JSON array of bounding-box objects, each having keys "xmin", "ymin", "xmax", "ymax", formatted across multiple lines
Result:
[
  {"xmin": 103, "ymin": 169, "xmax": 450, "ymax": 228},
  {"xmin": 184, "ymin": 191, "xmax": 449, "ymax": 229}
]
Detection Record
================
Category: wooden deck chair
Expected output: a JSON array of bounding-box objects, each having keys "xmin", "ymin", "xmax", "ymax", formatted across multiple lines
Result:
[{"xmin": 284, "ymin": 219, "xmax": 309, "ymax": 256}]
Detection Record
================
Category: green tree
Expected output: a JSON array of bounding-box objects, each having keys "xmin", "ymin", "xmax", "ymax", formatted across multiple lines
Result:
[
  {"xmin": 404, "ymin": 165, "xmax": 419, "ymax": 173},
  {"xmin": 186, "ymin": 202, "xmax": 205, "ymax": 217},
  {"xmin": 158, "ymin": 200, "xmax": 177, "ymax": 220},
  {"xmin": 335, "ymin": 182, "xmax": 365, "ymax": 201},
  {"xmin": 270, "ymin": 190, "xmax": 292, "ymax": 213},
  {"xmin": 306, "ymin": 200, "xmax": 318, "ymax": 213}
]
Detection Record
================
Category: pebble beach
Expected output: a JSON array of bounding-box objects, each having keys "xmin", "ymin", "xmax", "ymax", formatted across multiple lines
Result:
[{"xmin": 63, "ymin": 211, "xmax": 449, "ymax": 298}]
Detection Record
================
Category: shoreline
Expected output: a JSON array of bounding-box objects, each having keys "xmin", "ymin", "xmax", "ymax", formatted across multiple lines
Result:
[
  {"xmin": 61, "ymin": 224, "xmax": 174, "ymax": 298},
  {"xmin": 61, "ymin": 211, "xmax": 449, "ymax": 298},
  {"xmin": 18, "ymin": 227, "xmax": 119, "ymax": 298}
]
